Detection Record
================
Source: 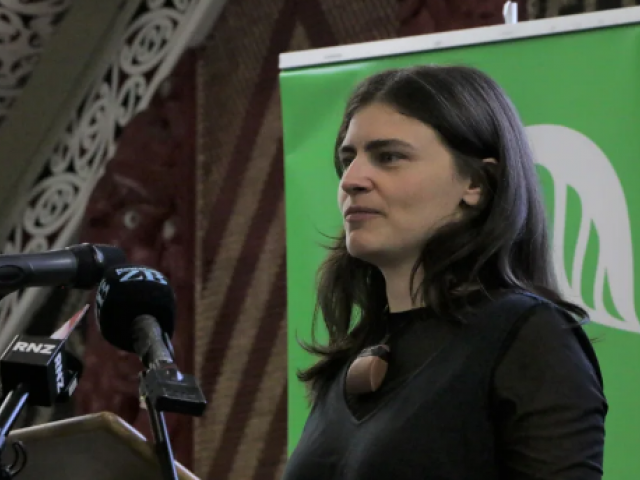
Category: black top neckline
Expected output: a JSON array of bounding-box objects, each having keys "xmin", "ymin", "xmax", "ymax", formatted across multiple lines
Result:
[{"xmin": 385, "ymin": 288, "xmax": 500, "ymax": 323}]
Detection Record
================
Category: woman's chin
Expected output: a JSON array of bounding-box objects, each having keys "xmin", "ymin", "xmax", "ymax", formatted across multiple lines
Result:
[
  {"xmin": 345, "ymin": 240, "xmax": 382, "ymax": 263},
  {"xmin": 346, "ymin": 230, "xmax": 399, "ymax": 264}
]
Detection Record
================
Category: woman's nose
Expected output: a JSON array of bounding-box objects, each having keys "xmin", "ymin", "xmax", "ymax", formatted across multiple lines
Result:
[{"xmin": 340, "ymin": 157, "xmax": 373, "ymax": 195}]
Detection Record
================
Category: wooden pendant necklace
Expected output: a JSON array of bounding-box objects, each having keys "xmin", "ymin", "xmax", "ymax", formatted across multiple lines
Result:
[
  {"xmin": 344, "ymin": 334, "xmax": 391, "ymax": 395},
  {"xmin": 345, "ymin": 309, "xmax": 413, "ymax": 395}
]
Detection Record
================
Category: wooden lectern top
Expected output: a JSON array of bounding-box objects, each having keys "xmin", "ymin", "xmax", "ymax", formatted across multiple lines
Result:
[{"xmin": 3, "ymin": 412, "xmax": 199, "ymax": 480}]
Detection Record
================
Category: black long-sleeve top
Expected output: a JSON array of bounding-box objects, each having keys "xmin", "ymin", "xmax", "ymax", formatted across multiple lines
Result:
[{"xmin": 283, "ymin": 291, "xmax": 607, "ymax": 479}]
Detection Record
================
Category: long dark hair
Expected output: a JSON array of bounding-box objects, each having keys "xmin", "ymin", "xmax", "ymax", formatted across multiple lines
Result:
[{"xmin": 297, "ymin": 64, "xmax": 585, "ymax": 399}]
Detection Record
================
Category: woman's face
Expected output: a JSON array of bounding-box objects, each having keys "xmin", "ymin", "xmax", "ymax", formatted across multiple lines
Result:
[{"xmin": 337, "ymin": 102, "xmax": 482, "ymax": 269}]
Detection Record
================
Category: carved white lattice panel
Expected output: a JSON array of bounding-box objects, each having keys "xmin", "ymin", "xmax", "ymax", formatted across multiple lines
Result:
[
  {"xmin": 0, "ymin": 0, "xmax": 201, "ymax": 346},
  {"xmin": 0, "ymin": 0, "xmax": 73, "ymax": 124}
]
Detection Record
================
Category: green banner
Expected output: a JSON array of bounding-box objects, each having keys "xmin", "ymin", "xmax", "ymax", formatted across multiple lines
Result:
[{"xmin": 281, "ymin": 16, "xmax": 640, "ymax": 479}]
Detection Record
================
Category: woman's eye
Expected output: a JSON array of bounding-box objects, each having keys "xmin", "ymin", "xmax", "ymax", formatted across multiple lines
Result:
[
  {"xmin": 340, "ymin": 157, "xmax": 354, "ymax": 168},
  {"xmin": 377, "ymin": 152, "xmax": 404, "ymax": 163}
]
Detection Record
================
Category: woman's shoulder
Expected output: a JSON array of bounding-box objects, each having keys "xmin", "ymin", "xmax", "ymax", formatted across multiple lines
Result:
[
  {"xmin": 463, "ymin": 288, "xmax": 583, "ymax": 326},
  {"xmin": 461, "ymin": 289, "xmax": 595, "ymax": 355},
  {"xmin": 458, "ymin": 288, "xmax": 556, "ymax": 329},
  {"xmin": 485, "ymin": 290, "xmax": 605, "ymax": 389}
]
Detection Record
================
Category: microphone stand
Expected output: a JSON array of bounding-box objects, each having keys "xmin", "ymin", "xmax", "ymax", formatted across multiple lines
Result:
[
  {"xmin": 0, "ymin": 384, "xmax": 30, "ymax": 479},
  {"xmin": 143, "ymin": 394, "xmax": 178, "ymax": 480},
  {"xmin": 0, "ymin": 293, "xmax": 37, "ymax": 478},
  {"xmin": 138, "ymin": 363, "xmax": 206, "ymax": 480}
]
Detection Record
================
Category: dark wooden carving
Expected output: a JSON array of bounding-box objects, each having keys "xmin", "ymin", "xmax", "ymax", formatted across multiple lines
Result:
[{"xmin": 398, "ymin": 0, "xmax": 526, "ymax": 36}]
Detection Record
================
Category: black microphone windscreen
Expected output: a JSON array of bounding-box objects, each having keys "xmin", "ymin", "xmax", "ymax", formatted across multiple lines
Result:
[{"xmin": 95, "ymin": 265, "xmax": 175, "ymax": 352}]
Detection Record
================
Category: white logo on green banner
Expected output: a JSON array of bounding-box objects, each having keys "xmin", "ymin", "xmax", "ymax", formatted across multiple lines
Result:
[{"xmin": 527, "ymin": 125, "xmax": 640, "ymax": 333}]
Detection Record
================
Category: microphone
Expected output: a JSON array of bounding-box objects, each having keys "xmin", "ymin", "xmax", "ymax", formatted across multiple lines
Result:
[
  {"xmin": 0, "ymin": 243, "xmax": 127, "ymax": 296},
  {"xmin": 0, "ymin": 306, "xmax": 88, "ymax": 476},
  {"xmin": 95, "ymin": 265, "xmax": 206, "ymax": 417},
  {"xmin": 0, "ymin": 305, "xmax": 88, "ymax": 407}
]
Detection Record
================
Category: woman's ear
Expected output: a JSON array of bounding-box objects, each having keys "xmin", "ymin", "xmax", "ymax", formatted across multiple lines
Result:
[{"xmin": 461, "ymin": 158, "xmax": 497, "ymax": 207}]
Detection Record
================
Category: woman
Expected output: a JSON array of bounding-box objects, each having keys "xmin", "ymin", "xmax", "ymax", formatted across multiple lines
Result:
[{"xmin": 282, "ymin": 65, "xmax": 607, "ymax": 479}]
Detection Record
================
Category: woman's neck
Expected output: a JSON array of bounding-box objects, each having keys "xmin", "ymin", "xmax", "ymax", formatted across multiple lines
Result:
[{"xmin": 380, "ymin": 263, "xmax": 424, "ymax": 313}]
